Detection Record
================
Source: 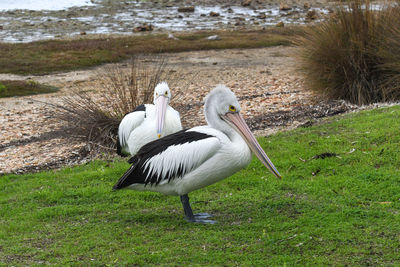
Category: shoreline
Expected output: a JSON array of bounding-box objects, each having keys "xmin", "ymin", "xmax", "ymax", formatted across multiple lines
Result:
[{"xmin": 0, "ymin": 0, "xmax": 332, "ymax": 43}]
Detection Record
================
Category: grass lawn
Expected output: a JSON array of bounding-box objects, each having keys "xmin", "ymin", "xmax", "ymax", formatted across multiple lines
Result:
[
  {"xmin": 1, "ymin": 106, "xmax": 400, "ymax": 265},
  {"xmin": 0, "ymin": 29, "xmax": 296, "ymax": 76},
  {"xmin": 0, "ymin": 80, "xmax": 58, "ymax": 98}
]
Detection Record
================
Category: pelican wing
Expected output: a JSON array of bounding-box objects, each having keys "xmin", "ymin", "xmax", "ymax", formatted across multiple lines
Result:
[
  {"xmin": 117, "ymin": 105, "xmax": 146, "ymax": 155},
  {"xmin": 113, "ymin": 128, "xmax": 221, "ymax": 189}
]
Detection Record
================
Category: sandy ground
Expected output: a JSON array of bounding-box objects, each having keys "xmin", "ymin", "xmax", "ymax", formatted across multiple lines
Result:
[{"xmin": 0, "ymin": 46, "xmax": 358, "ymax": 174}]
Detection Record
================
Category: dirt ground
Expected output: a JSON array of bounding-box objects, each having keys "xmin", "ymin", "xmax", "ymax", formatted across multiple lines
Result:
[{"xmin": 0, "ymin": 46, "xmax": 358, "ymax": 174}]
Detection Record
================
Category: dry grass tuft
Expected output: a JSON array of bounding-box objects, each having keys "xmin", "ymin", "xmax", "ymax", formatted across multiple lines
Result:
[
  {"xmin": 378, "ymin": 2, "xmax": 400, "ymax": 99},
  {"xmin": 96, "ymin": 56, "xmax": 167, "ymax": 119},
  {"xmin": 297, "ymin": 0, "xmax": 400, "ymax": 105}
]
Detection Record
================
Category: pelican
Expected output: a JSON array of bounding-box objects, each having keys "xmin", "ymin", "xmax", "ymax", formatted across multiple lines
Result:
[
  {"xmin": 117, "ymin": 82, "xmax": 182, "ymax": 156},
  {"xmin": 113, "ymin": 85, "xmax": 281, "ymax": 223}
]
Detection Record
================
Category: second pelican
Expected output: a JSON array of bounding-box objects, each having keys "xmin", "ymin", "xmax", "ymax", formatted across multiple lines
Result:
[{"xmin": 117, "ymin": 82, "xmax": 182, "ymax": 156}]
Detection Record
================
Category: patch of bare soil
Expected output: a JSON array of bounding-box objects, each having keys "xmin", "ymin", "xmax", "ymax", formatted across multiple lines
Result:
[{"xmin": 0, "ymin": 46, "xmax": 358, "ymax": 174}]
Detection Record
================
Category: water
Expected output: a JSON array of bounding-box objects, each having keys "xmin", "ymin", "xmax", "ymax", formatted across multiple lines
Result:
[
  {"xmin": 0, "ymin": 0, "xmax": 95, "ymax": 11},
  {"xmin": 0, "ymin": 0, "xmax": 330, "ymax": 43}
]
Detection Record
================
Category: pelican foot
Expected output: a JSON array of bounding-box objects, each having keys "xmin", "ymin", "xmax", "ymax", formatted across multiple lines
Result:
[
  {"xmin": 180, "ymin": 195, "xmax": 217, "ymax": 224},
  {"xmin": 185, "ymin": 217, "xmax": 217, "ymax": 224},
  {"xmin": 194, "ymin": 212, "xmax": 213, "ymax": 219}
]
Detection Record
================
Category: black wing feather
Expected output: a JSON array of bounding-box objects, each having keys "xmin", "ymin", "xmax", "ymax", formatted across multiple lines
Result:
[
  {"xmin": 116, "ymin": 137, "xmax": 127, "ymax": 157},
  {"xmin": 113, "ymin": 129, "xmax": 214, "ymax": 190},
  {"xmin": 126, "ymin": 104, "xmax": 146, "ymax": 116}
]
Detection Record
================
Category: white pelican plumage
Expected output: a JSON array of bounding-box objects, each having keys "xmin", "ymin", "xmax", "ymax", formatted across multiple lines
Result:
[
  {"xmin": 113, "ymin": 85, "xmax": 281, "ymax": 223},
  {"xmin": 117, "ymin": 82, "xmax": 182, "ymax": 156}
]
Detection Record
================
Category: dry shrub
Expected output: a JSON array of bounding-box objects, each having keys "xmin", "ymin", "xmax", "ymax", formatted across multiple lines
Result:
[
  {"xmin": 53, "ymin": 55, "xmax": 188, "ymax": 150},
  {"xmin": 297, "ymin": 0, "xmax": 400, "ymax": 105},
  {"xmin": 378, "ymin": 2, "xmax": 400, "ymax": 99}
]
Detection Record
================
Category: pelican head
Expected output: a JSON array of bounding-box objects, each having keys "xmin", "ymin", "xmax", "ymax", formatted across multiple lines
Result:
[
  {"xmin": 205, "ymin": 85, "xmax": 281, "ymax": 179},
  {"xmin": 153, "ymin": 82, "xmax": 171, "ymax": 138}
]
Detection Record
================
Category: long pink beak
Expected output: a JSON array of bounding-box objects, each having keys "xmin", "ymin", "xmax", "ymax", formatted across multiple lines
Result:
[
  {"xmin": 223, "ymin": 112, "xmax": 282, "ymax": 179},
  {"xmin": 155, "ymin": 95, "xmax": 168, "ymax": 138}
]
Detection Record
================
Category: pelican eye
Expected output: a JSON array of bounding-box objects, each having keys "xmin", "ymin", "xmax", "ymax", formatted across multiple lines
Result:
[
  {"xmin": 229, "ymin": 105, "xmax": 236, "ymax": 112},
  {"xmin": 164, "ymin": 91, "xmax": 168, "ymax": 96}
]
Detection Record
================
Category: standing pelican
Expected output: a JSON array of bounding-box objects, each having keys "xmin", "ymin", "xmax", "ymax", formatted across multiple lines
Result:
[
  {"xmin": 113, "ymin": 85, "xmax": 281, "ymax": 223},
  {"xmin": 117, "ymin": 82, "xmax": 182, "ymax": 156}
]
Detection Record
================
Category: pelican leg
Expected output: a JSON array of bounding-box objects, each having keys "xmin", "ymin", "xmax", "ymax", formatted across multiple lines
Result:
[{"xmin": 180, "ymin": 194, "xmax": 216, "ymax": 224}]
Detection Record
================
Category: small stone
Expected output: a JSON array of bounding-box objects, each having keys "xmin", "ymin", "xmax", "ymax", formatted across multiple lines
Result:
[
  {"xmin": 0, "ymin": 25, "xmax": 3, "ymax": 30},
  {"xmin": 257, "ymin": 13, "xmax": 266, "ymax": 19},
  {"xmin": 209, "ymin": 11, "xmax": 220, "ymax": 17},
  {"xmin": 303, "ymin": 2, "xmax": 311, "ymax": 9},
  {"xmin": 177, "ymin": 6, "xmax": 195, "ymax": 12},
  {"xmin": 133, "ymin": 24, "xmax": 153, "ymax": 32},
  {"xmin": 306, "ymin": 10, "xmax": 319, "ymax": 20},
  {"xmin": 279, "ymin": 3, "xmax": 292, "ymax": 11},
  {"xmin": 241, "ymin": 0, "xmax": 252, "ymax": 6},
  {"xmin": 80, "ymin": 31, "xmax": 86, "ymax": 35},
  {"xmin": 206, "ymin": 35, "xmax": 221, "ymax": 40},
  {"xmin": 227, "ymin": 7, "xmax": 233, "ymax": 13},
  {"xmin": 168, "ymin": 33, "xmax": 178, "ymax": 40},
  {"xmin": 276, "ymin": 21, "xmax": 284, "ymax": 27}
]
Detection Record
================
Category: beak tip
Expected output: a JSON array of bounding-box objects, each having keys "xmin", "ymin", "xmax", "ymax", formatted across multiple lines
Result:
[
  {"xmin": 271, "ymin": 171, "xmax": 282, "ymax": 180},
  {"xmin": 157, "ymin": 134, "xmax": 161, "ymax": 138}
]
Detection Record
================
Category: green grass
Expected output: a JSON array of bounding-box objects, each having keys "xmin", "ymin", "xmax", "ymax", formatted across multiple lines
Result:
[
  {"xmin": 0, "ymin": 80, "xmax": 58, "ymax": 98},
  {"xmin": 0, "ymin": 29, "xmax": 295, "ymax": 76},
  {"xmin": 1, "ymin": 106, "xmax": 400, "ymax": 265}
]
